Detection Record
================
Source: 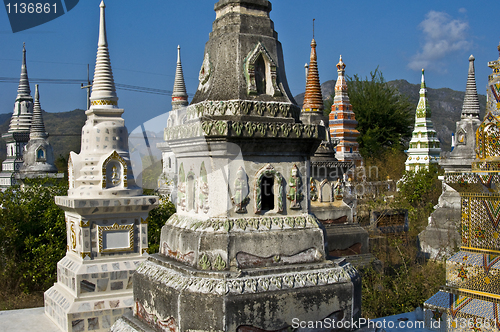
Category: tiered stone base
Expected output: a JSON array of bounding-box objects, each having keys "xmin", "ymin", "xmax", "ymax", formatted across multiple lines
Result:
[
  {"xmin": 44, "ymin": 255, "xmax": 145, "ymax": 332},
  {"xmin": 111, "ymin": 254, "xmax": 361, "ymax": 332}
]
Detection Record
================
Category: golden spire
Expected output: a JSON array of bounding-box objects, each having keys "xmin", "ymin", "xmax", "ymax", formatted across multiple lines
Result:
[{"xmin": 302, "ymin": 20, "xmax": 323, "ymax": 112}]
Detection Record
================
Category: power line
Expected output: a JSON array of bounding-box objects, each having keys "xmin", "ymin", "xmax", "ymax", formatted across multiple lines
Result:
[{"xmin": 0, "ymin": 77, "xmax": 195, "ymax": 96}]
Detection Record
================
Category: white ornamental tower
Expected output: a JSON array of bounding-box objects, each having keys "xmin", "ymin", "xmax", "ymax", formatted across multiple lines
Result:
[
  {"xmin": 405, "ymin": 69, "xmax": 441, "ymax": 171},
  {"xmin": 157, "ymin": 45, "xmax": 189, "ymax": 198},
  {"xmin": 0, "ymin": 44, "xmax": 33, "ymax": 188},
  {"xmin": 44, "ymin": 2, "xmax": 158, "ymax": 332}
]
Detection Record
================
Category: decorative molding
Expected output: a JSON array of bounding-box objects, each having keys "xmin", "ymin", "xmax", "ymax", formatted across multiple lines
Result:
[
  {"xmin": 166, "ymin": 214, "xmax": 320, "ymax": 232},
  {"xmin": 213, "ymin": 254, "xmax": 226, "ymax": 271},
  {"xmin": 185, "ymin": 100, "xmax": 300, "ymax": 121},
  {"xmin": 137, "ymin": 259, "xmax": 357, "ymax": 296},
  {"xmin": 91, "ymin": 100, "xmax": 118, "ymax": 106},
  {"xmin": 70, "ymin": 222, "xmax": 77, "ymax": 250},
  {"xmin": 165, "ymin": 119, "xmax": 318, "ymax": 141},
  {"xmin": 98, "ymin": 223, "xmax": 134, "ymax": 253}
]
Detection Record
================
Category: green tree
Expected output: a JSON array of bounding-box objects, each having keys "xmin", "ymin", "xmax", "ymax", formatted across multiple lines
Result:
[
  {"xmin": 0, "ymin": 179, "xmax": 68, "ymax": 294},
  {"xmin": 345, "ymin": 68, "xmax": 413, "ymax": 158}
]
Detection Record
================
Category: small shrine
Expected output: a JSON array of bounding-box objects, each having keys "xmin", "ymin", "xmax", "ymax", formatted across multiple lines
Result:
[
  {"xmin": 112, "ymin": 1, "xmax": 360, "ymax": 331},
  {"xmin": 405, "ymin": 69, "xmax": 441, "ymax": 171},
  {"xmin": 0, "ymin": 44, "xmax": 33, "ymax": 188},
  {"xmin": 44, "ymin": 2, "xmax": 158, "ymax": 332},
  {"xmin": 419, "ymin": 55, "xmax": 482, "ymax": 259},
  {"xmin": 329, "ymin": 55, "xmax": 362, "ymax": 167},
  {"xmin": 424, "ymin": 42, "xmax": 500, "ymax": 331}
]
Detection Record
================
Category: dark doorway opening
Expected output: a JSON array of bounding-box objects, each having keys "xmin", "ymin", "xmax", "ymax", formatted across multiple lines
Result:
[{"xmin": 261, "ymin": 176, "xmax": 274, "ymax": 211}]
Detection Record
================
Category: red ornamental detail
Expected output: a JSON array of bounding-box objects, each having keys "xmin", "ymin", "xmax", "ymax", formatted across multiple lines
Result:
[
  {"xmin": 449, "ymin": 294, "xmax": 472, "ymax": 319},
  {"xmin": 136, "ymin": 302, "xmax": 177, "ymax": 332},
  {"xmin": 483, "ymin": 200, "xmax": 500, "ymax": 230},
  {"xmin": 483, "ymin": 254, "xmax": 500, "ymax": 274}
]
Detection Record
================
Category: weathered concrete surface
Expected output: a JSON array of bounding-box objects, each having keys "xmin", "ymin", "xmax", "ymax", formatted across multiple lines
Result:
[
  {"xmin": 0, "ymin": 307, "xmax": 60, "ymax": 332},
  {"xmin": 418, "ymin": 183, "xmax": 461, "ymax": 259}
]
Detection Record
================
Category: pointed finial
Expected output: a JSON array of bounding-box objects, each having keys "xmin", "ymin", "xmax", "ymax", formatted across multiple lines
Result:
[
  {"xmin": 90, "ymin": 0, "xmax": 118, "ymax": 107},
  {"xmin": 17, "ymin": 43, "xmax": 31, "ymax": 98},
  {"xmin": 98, "ymin": 1, "xmax": 107, "ymax": 47},
  {"xmin": 313, "ymin": 18, "xmax": 315, "ymax": 39},
  {"xmin": 337, "ymin": 55, "xmax": 346, "ymax": 71},
  {"xmin": 172, "ymin": 45, "xmax": 188, "ymax": 110},
  {"xmin": 421, "ymin": 69, "xmax": 426, "ymax": 88}
]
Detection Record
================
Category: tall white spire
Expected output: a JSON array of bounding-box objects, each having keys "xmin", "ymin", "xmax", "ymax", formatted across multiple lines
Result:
[
  {"xmin": 17, "ymin": 43, "xmax": 31, "ymax": 99},
  {"xmin": 171, "ymin": 45, "xmax": 188, "ymax": 110},
  {"xmin": 89, "ymin": 0, "xmax": 118, "ymax": 107}
]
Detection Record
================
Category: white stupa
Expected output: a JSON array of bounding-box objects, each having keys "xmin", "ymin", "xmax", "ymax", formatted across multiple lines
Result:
[
  {"xmin": 44, "ymin": 2, "xmax": 158, "ymax": 332},
  {"xmin": 405, "ymin": 69, "xmax": 441, "ymax": 171}
]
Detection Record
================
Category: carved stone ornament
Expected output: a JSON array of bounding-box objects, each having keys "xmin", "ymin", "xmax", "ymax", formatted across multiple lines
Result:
[
  {"xmin": 199, "ymin": 162, "xmax": 209, "ymax": 214},
  {"xmin": 286, "ymin": 164, "xmax": 303, "ymax": 209},
  {"xmin": 198, "ymin": 52, "xmax": 212, "ymax": 92},
  {"xmin": 310, "ymin": 177, "xmax": 318, "ymax": 201},
  {"xmin": 334, "ymin": 178, "xmax": 344, "ymax": 200},
  {"xmin": 178, "ymin": 163, "xmax": 186, "ymax": 211},
  {"xmin": 232, "ymin": 166, "xmax": 250, "ymax": 213}
]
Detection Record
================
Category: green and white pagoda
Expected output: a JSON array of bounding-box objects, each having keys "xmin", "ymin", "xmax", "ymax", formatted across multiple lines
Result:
[{"xmin": 405, "ymin": 69, "xmax": 441, "ymax": 171}]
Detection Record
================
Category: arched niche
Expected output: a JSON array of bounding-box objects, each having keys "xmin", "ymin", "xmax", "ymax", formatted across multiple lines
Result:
[
  {"xmin": 102, "ymin": 151, "xmax": 128, "ymax": 189},
  {"xmin": 244, "ymin": 43, "xmax": 282, "ymax": 97},
  {"xmin": 319, "ymin": 179, "xmax": 332, "ymax": 202},
  {"xmin": 254, "ymin": 164, "xmax": 283, "ymax": 213},
  {"xmin": 36, "ymin": 147, "xmax": 46, "ymax": 161}
]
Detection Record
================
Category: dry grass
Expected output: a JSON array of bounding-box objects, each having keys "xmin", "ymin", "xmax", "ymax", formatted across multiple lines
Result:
[{"xmin": 0, "ymin": 290, "xmax": 44, "ymax": 311}]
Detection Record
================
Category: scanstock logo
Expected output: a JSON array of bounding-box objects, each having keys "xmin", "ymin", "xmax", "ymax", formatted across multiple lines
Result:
[{"xmin": 4, "ymin": 0, "xmax": 79, "ymax": 33}]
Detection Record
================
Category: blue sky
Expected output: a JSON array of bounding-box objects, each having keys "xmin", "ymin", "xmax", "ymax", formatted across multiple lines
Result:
[{"xmin": 0, "ymin": 0, "xmax": 499, "ymax": 133}]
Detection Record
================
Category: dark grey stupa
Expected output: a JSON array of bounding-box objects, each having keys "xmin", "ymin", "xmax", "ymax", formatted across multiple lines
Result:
[{"xmin": 112, "ymin": 1, "xmax": 361, "ymax": 331}]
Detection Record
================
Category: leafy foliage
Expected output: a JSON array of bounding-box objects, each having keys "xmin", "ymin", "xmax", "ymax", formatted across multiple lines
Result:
[
  {"xmin": 346, "ymin": 68, "xmax": 413, "ymax": 158},
  {"xmin": 359, "ymin": 162, "xmax": 445, "ymax": 318},
  {"xmin": 145, "ymin": 192, "xmax": 176, "ymax": 253},
  {"xmin": 0, "ymin": 179, "xmax": 68, "ymax": 294}
]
